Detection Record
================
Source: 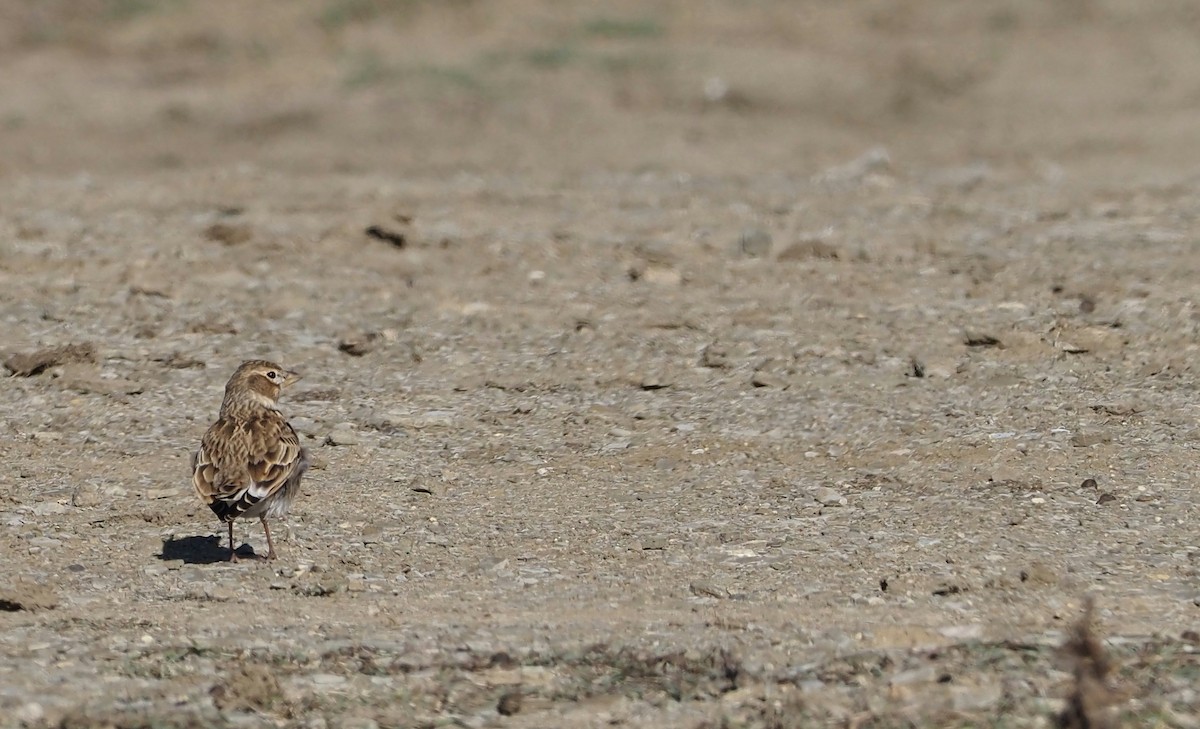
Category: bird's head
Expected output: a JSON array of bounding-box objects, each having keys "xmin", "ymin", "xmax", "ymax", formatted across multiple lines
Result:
[{"xmin": 222, "ymin": 359, "xmax": 301, "ymax": 411}]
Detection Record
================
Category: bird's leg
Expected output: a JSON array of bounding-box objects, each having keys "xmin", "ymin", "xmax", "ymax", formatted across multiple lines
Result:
[
  {"xmin": 227, "ymin": 521, "xmax": 239, "ymax": 562},
  {"xmin": 261, "ymin": 518, "xmax": 277, "ymax": 561}
]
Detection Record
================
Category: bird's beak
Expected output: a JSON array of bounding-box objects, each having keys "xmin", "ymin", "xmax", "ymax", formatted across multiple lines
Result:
[{"xmin": 283, "ymin": 370, "xmax": 302, "ymax": 388}]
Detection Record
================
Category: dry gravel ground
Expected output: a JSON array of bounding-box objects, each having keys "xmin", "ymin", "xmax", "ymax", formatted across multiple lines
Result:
[{"xmin": 2, "ymin": 2, "xmax": 1200, "ymax": 727}]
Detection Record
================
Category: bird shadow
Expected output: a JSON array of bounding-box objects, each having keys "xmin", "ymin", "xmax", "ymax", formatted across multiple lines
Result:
[{"xmin": 158, "ymin": 535, "xmax": 247, "ymax": 564}]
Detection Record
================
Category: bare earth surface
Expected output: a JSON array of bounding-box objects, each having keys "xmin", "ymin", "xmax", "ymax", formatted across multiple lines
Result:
[{"xmin": 1, "ymin": 2, "xmax": 1199, "ymax": 727}]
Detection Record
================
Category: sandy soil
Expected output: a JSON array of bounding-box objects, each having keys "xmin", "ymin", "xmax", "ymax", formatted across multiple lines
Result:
[{"xmin": 1, "ymin": 1, "xmax": 1199, "ymax": 727}]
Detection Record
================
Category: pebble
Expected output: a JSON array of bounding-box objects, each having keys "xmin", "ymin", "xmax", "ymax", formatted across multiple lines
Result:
[
  {"xmin": 72, "ymin": 483, "xmax": 106, "ymax": 508},
  {"xmin": 737, "ymin": 228, "xmax": 773, "ymax": 258},
  {"xmin": 1071, "ymin": 430, "xmax": 1111, "ymax": 448},
  {"xmin": 290, "ymin": 416, "xmax": 321, "ymax": 436},
  {"xmin": 777, "ymin": 239, "xmax": 840, "ymax": 261},
  {"xmin": 32, "ymin": 502, "xmax": 69, "ymax": 516},
  {"xmin": 326, "ymin": 428, "xmax": 361, "ymax": 446},
  {"xmin": 689, "ymin": 581, "xmax": 728, "ymax": 599},
  {"xmin": 14, "ymin": 703, "xmax": 44, "ymax": 725},
  {"xmin": 811, "ymin": 487, "xmax": 847, "ymax": 507}
]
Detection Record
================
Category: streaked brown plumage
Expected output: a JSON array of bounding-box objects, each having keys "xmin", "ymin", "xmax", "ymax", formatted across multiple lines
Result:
[{"xmin": 191, "ymin": 360, "xmax": 309, "ymax": 561}]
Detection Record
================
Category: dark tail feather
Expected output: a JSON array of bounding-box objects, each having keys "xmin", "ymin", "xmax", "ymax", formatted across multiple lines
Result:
[{"xmin": 208, "ymin": 489, "xmax": 263, "ymax": 522}]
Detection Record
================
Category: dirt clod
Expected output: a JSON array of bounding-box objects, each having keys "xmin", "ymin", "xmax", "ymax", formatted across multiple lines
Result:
[
  {"xmin": 4, "ymin": 343, "xmax": 97, "ymax": 376},
  {"xmin": 209, "ymin": 663, "xmax": 282, "ymax": 712},
  {"xmin": 0, "ymin": 581, "xmax": 59, "ymax": 612}
]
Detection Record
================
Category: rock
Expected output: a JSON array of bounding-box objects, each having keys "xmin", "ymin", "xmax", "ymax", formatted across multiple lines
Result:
[
  {"xmin": 811, "ymin": 487, "xmax": 847, "ymax": 507},
  {"xmin": 326, "ymin": 428, "xmax": 361, "ymax": 446},
  {"xmin": 963, "ymin": 331, "xmax": 1001, "ymax": 347},
  {"xmin": 14, "ymin": 703, "xmax": 45, "ymax": 726},
  {"xmin": 1071, "ymin": 430, "xmax": 1111, "ymax": 448},
  {"xmin": 737, "ymin": 228, "xmax": 773, "ymax": 258},
  {"xmin": 1020, "ymin": 562, "xmax": 1059, "ymax": 585},
  {"xmin": 0, "ymin": 580, "xmax": 59, "ymax": 611},
  {"xmin": 750, "ymin": 361, "xmax": 788, "ymax": 388},
  {"xmin": 815, "ymin": 146, "xmax": 891, "ymax": 184},
  {"xmin": 700, "ymin": 343, "xmax": 729, "ymax": 369},
  {"xmin": 289, "ymin": 416, "xmax": 321, "ymax": 437},
  {"xmin": 689, "ymin": 581, "xmax": 728, "ymax": 599},
  {"xmin": 497, "ymin": 691, "xmax": 523, "ymax": 716},
  {"xmin": 4, "ymin": 342, "xmax": 97, "ymax": 376},
  {"xmin": 210, "ymin": 664, "xmax": 281, "ymax": 711},
  {"xmin": 57, "ymin": 364, "xmax": 143, "ymax": 396},
  {"xmin": 204, "ymin": 222, "xmax": 252, "ymax": 245},
  {"xmin": 1096, "ymin": 493, "xmax": 1117, "ymax": 505},
  {"xmin": 951, "ymin": 682, "xmax": 1003, "ymax": 712},
  {"xmin": 338, "ymin": 331, "xmax": 382, "ymax": 357},
  {"xmin": 1092, "ymin": 401, "xmax": 1141, "ymax": 416},
  {"xmin": 365, "ymin": 224, "xmax": 407, "ymax": 248},
  {"xmin": 778, "ymin": 239, "xmax": 840, "ymax": 261},
  {"xmin": 32, "ymin": 502, "xmax": 69, "ymax": 516},
  {"xmin": 152, "ymin": 351, "xmax": 206, "ymax": 369}
]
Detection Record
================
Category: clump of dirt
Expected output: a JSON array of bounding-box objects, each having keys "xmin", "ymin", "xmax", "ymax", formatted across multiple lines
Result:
[
  {"xmin": 209, "ymin": 663, "xmax": 282, "ymax": 712},
  {"xmin": 3, "ymin": 343, "xmax": 96, "ymax": 377},
  {"xmin": 0, "ymin": 579, "xmax": 59, "ymax": 612}
]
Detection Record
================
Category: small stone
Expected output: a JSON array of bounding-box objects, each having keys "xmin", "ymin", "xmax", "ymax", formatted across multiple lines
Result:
[
  {"xmin": 338, "ymin": 331, "xmax": 381, "ymax": 357},
  {"xmin": 1080, "ymin": 478, "xmax": 1098, "ymax": 489},
  {"xmin": 326, "ymin": 428, "xmax": 361, "ymax": 446},
  {"xmin": 0, "ymin": 580, "xmax": 58, "ymax": 611},
  {"xmin": 750, "ymin": 369, "xmax": 787, "ymax": 388},
  {"xmin": 641, "ymin": 537, "xmax": 668, "ymax": 550},
  {"xmin": 700, "ymin": 343, "xmax": 729, "ymax": 369},
  {"xmin": 640, "ymin": 265, "xmax": 681, "ymax": 286},
  {"xmin": 963, "ymin": 330, "xmax": 1001, "ymax": 347},
  {"xmin": 4, "ymin": 342, "xmax": 97, "ymax": 376},
  {"xmin": 689, "ymin": 581, "xmax": 728, "ymax": 599},
  {"xmin": 1071, "ymin": 430, "xmax": 1111, "ymax": 448},
  {"xmin": 14, "ymin": 703, "xmax": 44, "ymax": 726},
  {"xmin": 737, "ymin": 228, "xmax": 773, "ymax": 258},
  {"xmin": 289, "ymin": 416, "xmax": 320, "ymax": 437},
  {"xmin": 497, "ymin": 690, "xmax": 523, "ymax": 716},
  {"xmin": 32, "ymin": 502, "xmax": 69, "ymax": 516},
  {"xmin": 777, "ymin": 239, "xmax": 840, "ymax": 261},
  {"xmin": 1020, "ymin": 562, "xmax": 1058, "ymax": 586},
  {"xmin": 1096, "ymin": 492, "xmax": 1117, "ymax": 505},
  {"xmin": 72, "ymin": 483, "xmax": 106, "ymax": 508},
  {"xmin": 811, "ymin": 487, "xmax": 847, "ymax": 507},
  {"xmin": 205, "ymin": 222, "xmax": 252, "ymax": 245}
]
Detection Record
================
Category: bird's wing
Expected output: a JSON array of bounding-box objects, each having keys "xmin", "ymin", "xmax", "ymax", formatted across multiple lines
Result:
[{"xmin": 192, "ymin": 412, "xmax": 303, "ymax": 522}]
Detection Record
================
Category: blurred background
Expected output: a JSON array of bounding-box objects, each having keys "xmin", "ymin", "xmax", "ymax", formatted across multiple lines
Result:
[{"xmin": 3, "ymin": 0, "xmax": 1200, "ymax": 183}]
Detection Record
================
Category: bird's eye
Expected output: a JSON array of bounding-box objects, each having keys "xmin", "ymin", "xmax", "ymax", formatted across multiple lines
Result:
[{"xmin": 267, "ymin": 371, "xmax": 278, "ymax": 380}]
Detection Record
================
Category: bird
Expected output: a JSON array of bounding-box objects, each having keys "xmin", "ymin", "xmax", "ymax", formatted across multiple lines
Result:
[{"xmin": 191, "ymin": 360, "xmax": 309, "ymax": 562}]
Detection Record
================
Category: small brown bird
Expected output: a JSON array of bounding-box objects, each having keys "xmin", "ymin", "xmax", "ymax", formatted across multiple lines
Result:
[{"xmin": 191, "ymin": 360, "xmax": 309, "ymax": 561}]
